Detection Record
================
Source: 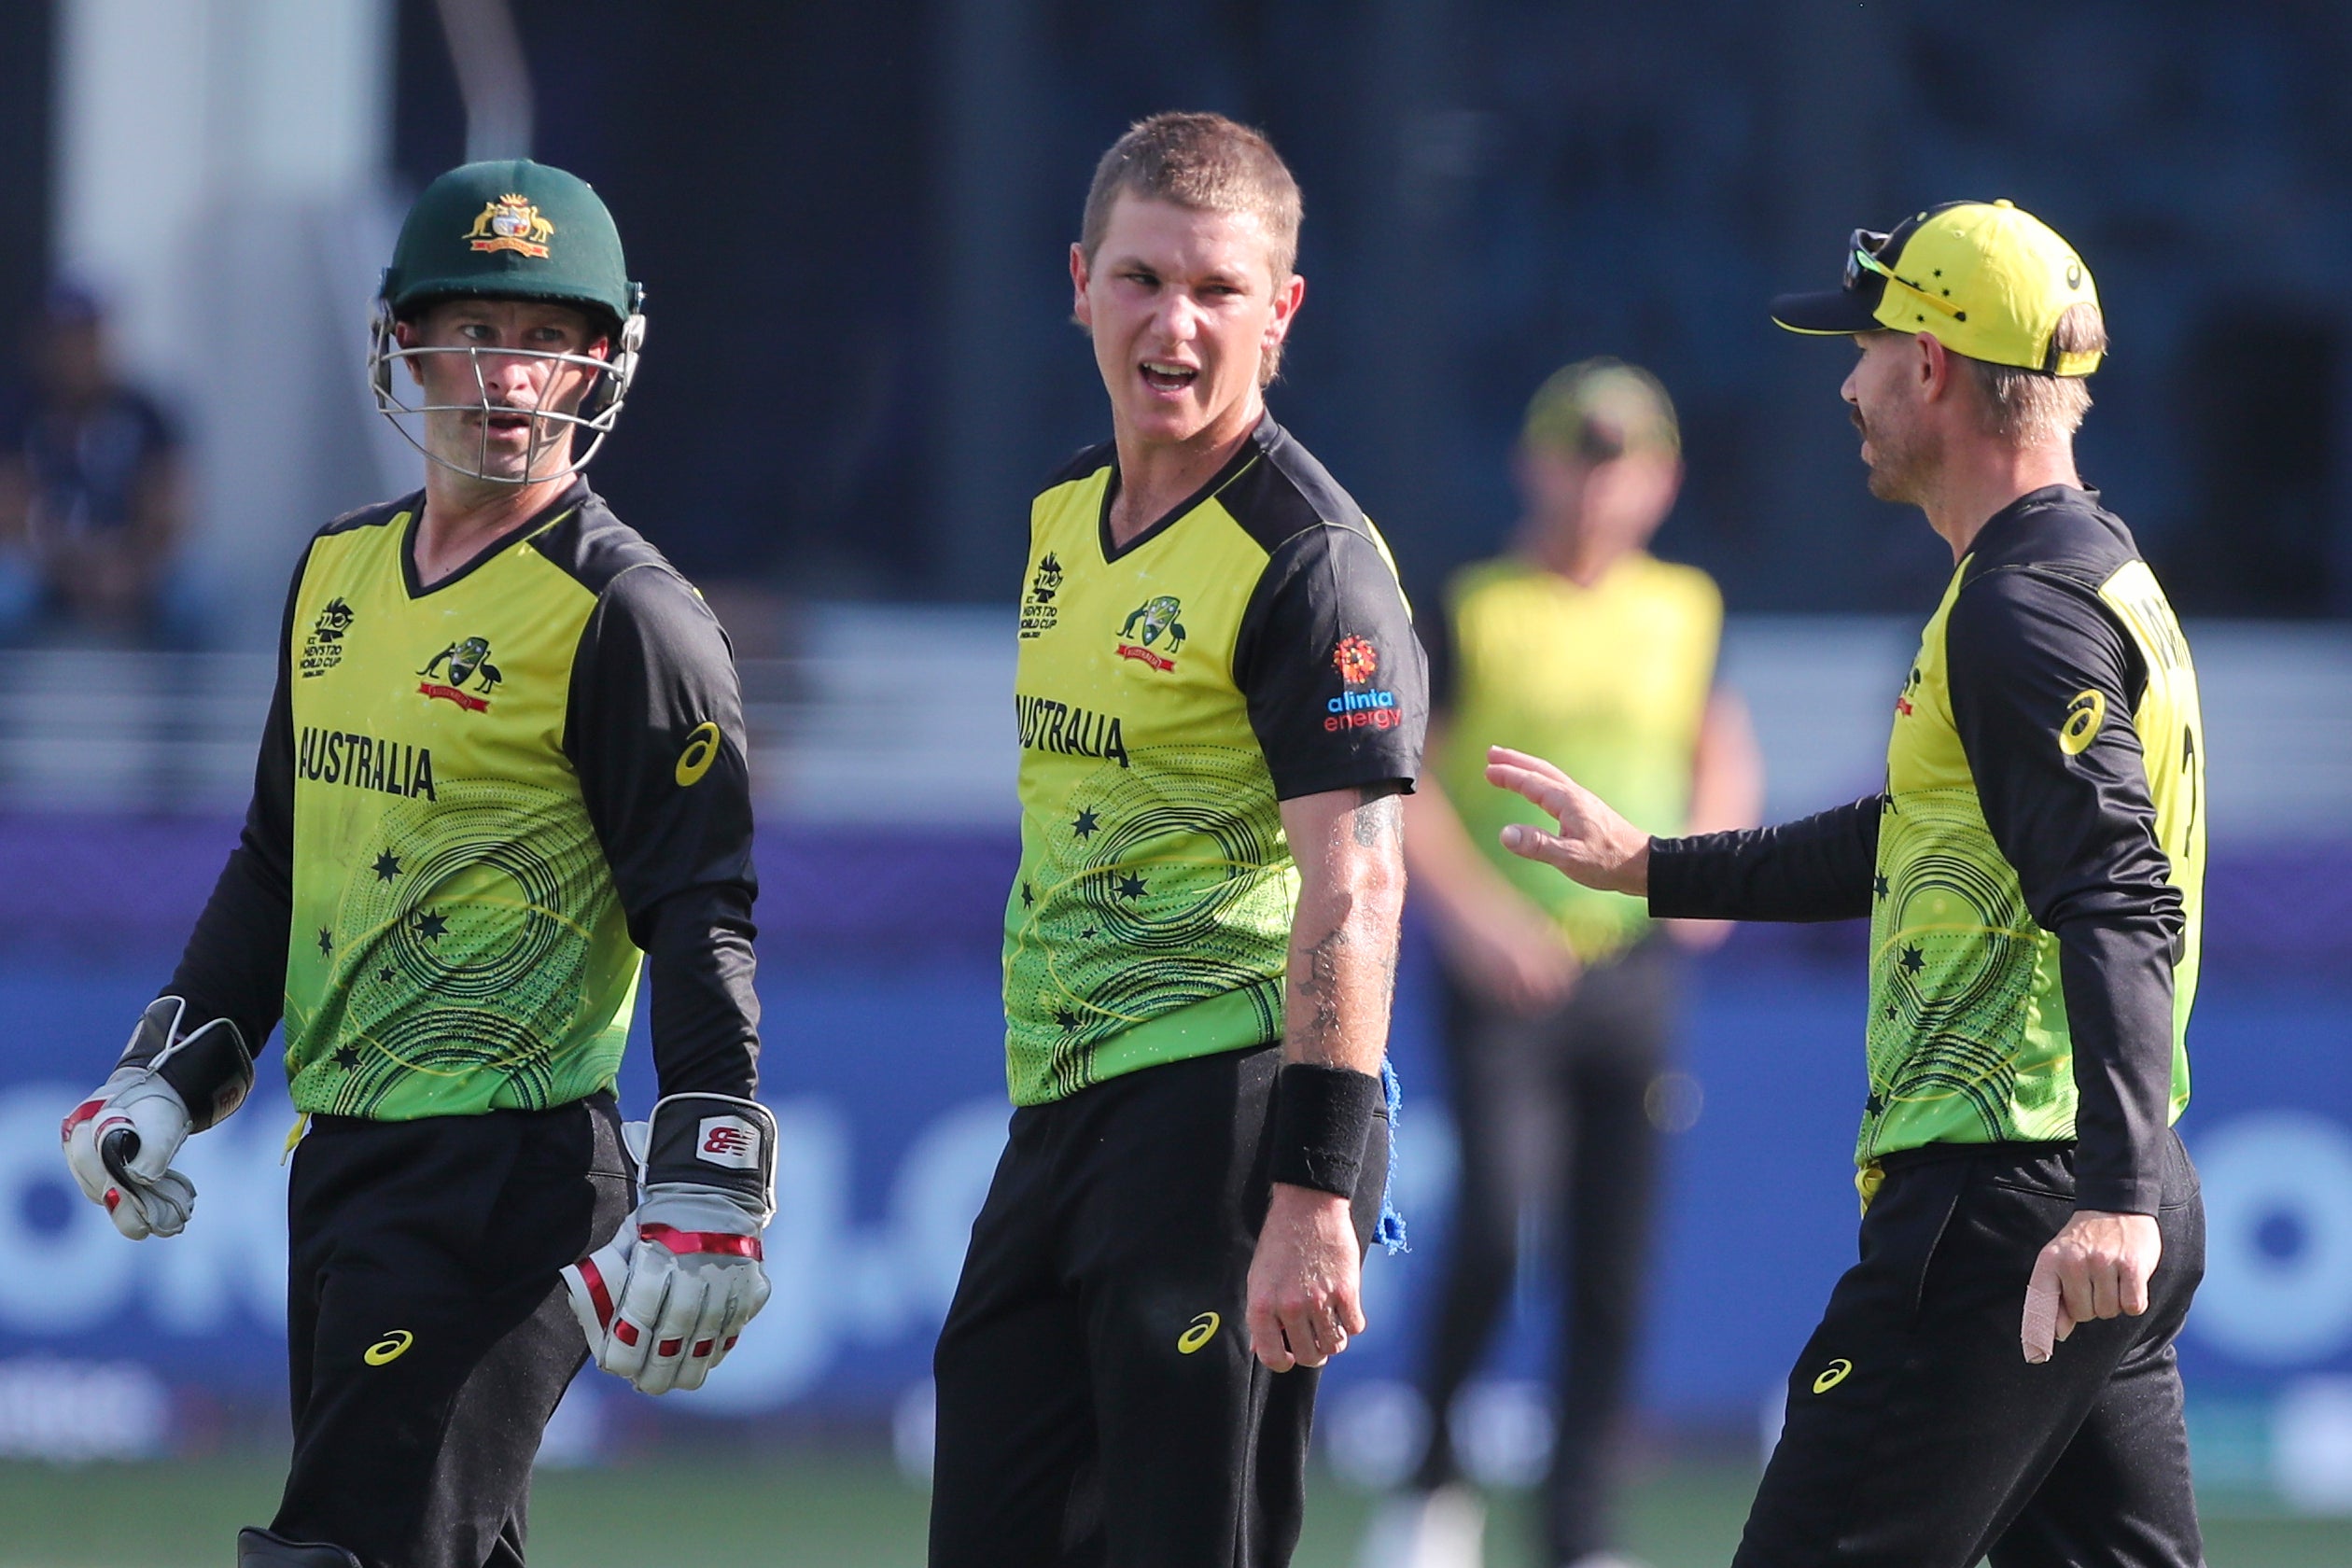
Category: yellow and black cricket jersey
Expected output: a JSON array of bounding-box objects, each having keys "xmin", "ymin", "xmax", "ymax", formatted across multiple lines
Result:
[
  {"xmin": 169, "ymin": 481, "xmax": 759, "ymax": 1121},
  {"xmin": 1650, "ymin": 487, "xmax": 2202, "ymax": 1214},
  {"xmin": 1004, "ymin": 415, "xmax": 1427, "ymax": 1106},
  {"xmin": 1428, "ymin": 553, "xmax": 1722, "ymax": 962}
]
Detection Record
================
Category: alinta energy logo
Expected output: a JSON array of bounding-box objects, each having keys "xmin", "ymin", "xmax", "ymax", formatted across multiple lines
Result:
[
  {"xmin": 1115, "ymin": 595, "xmax": 1186, "ymax": 672},
  {"xmin": 1020, "ymin": 553, "xmax": 1064, "ymax": 639},
  {"xmin": 300, "ymin": 597, "xmax": 356, "ymax": 679},
  {"xmin": 1326, "ymin": 635, "xmax": 1402, "ymax": 733},
  {"xmin": 417, "ymin": 637, "xmax": 504, "ymax": 713}
]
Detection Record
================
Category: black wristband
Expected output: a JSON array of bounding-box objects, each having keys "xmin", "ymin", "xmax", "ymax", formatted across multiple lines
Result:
[
  {"xmin": 644, "ymin": 1092, "xmax": 777, "ymax": 1216},
  {"xmin": 1269, "ymin": 1064, "xmax": 1381, "ymax": 1197}
]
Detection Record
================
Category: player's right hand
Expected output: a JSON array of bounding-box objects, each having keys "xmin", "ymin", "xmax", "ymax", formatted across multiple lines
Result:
[
  {"xmin": 562, "ymin": 1093, "xmax": 777, "ymax": 1395},
  {"xmin": 1247, "ymin": 1183, "xmax": 1367, "ymax": 1372},
  {"xmin": 61, "ymin": 998, "xmax": 254, "ymax": 1240},
  {"xmin": 1483, "ymin": 746, "xmax": 1653, "ymax": 896}
]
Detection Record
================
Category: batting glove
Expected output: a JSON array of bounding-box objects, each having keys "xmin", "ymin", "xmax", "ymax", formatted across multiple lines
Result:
[
  {"xmin": 61, "ymin": 997, "xmax": 254, "ymax": 1240},
  {"xmin": 562, "ymin": 1092, "xmax": 776, "ymax": 1395}
]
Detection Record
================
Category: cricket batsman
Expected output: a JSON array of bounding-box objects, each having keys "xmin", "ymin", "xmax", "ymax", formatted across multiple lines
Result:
[
  {"xmin": 58, "ymin": 160, "xmax": 773, "ymax": 1568},
  {"xmin": 1485, "ymin": 201, "xmax": 2207, "ymax": 1566}
]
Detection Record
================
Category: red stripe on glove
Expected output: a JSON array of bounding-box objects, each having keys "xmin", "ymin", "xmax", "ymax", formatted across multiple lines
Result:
[
  {"xmin": 60, "ymin": 1099, "xmax": 105, "ymax": 1142},
  {"xmin": 637, "ymin": 1224, "xmax": 763, "ymax": 1260},
  {"xmin": 576, "ymin": 1255, "xmax": 617, "ymax": 1331}
]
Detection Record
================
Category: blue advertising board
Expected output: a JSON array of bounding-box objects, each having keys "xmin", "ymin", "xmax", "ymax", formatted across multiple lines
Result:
[{"xmin": 0, "ymin": 819, "xmax": 2345, "ymax": 1473}]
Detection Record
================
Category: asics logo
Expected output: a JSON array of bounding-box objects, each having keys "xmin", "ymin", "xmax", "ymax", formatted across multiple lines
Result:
[
  {"xmin": 1177, "ymin": 1311, "xmax": 1221, "ymax": 1355},
  {"xmin": 675, "ymin": 721, "xmax": 721, "ymax": 787},
  {"xmin": 1813, "ymin": 1358, "xmax": 1854, "ymax": 1393},
  {"xmin": 365, "ymin": 1330, "xmax": 415, "ymax": 1366},
  {"xmin": 2059, "ymin": 688, "xmax": 2107, "ymax": 756}
]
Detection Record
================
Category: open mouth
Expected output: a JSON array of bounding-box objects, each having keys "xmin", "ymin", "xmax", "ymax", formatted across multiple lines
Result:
[{"xmin": 1140, "ymin": 359, "xmax": 1197, "ymax": 395}]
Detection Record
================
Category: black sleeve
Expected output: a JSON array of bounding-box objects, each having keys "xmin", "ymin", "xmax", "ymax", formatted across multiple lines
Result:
[
  {"xmin": 567, "ymin": 566, "xmax": 761, "ymax": 1100},
  {"xmin": 165, "ymin": 547, "xmax": 307, "ymax": 1049},
  {"xmin": 1946, "ymin": 567, "xmax": 2182, "ymax": 1215},
  {"xmin": 1231, "ymin": 525, "xmax": 1430, "ymax": 799},
  {"xmin": 1646, "ymin": 797, "xmax": 1882, "ymax": 922}
]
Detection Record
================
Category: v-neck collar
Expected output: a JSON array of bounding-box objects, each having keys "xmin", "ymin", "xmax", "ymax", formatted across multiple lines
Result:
[
  {"xmin": 1096, "ymin": 415, "xmax": 1272, "ymax": 566},
  {"xmin": 400, "ymin": 480, "xmax": 589, "ymax": 600}
]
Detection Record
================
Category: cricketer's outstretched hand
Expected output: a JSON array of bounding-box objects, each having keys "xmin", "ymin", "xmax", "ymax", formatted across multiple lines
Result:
[{"xmin": 1483, "ymin": 745, "xmax": 1652, "ymax": 896}]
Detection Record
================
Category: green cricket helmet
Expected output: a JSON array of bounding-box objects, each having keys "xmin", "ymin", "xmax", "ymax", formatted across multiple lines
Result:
[{"xmin": 368, "ymin": 160, "xmax": 648, "ymax": 484}]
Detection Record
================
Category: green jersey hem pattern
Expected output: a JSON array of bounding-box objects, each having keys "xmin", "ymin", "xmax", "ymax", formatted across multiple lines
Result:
[{"xmin": 1009, "ymin": 981, "xmax": 1283, "ymax": 1108}]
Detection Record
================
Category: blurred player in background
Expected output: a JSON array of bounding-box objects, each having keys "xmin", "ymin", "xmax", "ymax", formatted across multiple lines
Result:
[
  {"xmin": 928, "ymin": 112, "xmax": 1427, "ymax": 1568},
  {"xmin": 1489, "ymin": 202, "xmax": 2207, "ymax": 1568},
  {"xmin": 1364, "ymin": 361, "xmax": 1761, "ymax": 1568},
  {"xmin": 59, "ymin": 160, "xmax": 773, "ymax": 1568}
]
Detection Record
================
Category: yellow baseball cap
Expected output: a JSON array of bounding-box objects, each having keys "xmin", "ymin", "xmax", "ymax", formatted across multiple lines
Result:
[{"xmin": 1771, "ymin": 200, "xmax": 2103, "ymax": 376}]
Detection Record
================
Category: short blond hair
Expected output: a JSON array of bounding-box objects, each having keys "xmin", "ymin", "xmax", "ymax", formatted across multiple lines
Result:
[
  {"xmin": 1081, "ymin": 113, "xmax": 1304, "ymax": 381},
  {"xmin": 1964, "ymin": 302, "xmax": 2107, "ymax": 447}
]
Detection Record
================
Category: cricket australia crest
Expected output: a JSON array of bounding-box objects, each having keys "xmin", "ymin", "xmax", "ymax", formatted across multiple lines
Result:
[{"xmin": 465, "ymin": 195, "xmax": 554, "ymax": 259}]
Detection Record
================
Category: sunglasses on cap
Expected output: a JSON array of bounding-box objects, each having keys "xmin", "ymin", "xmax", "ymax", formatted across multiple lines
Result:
[{"xmin": 1845, "ymin": 229, "xmax": 1964, "ymax": 322}]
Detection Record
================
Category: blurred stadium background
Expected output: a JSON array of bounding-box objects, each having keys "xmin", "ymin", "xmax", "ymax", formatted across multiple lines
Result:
[{"xmin": 1, "ymin": 2, "xmax": 2349, "ymax": 1563}]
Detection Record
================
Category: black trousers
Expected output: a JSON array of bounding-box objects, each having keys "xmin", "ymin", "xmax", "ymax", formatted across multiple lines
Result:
[
  {"xmin": 930, "ymin": 1045, "xmax": 1390, "ymax": 1568},
  {"xmin": 1413, "ymin": 941, "xmax": 1676, "ymax": 1564},
  {"xmin": 273, "ymin": 1095, "xmax": 632, "ymax": 1568},
  {"xmin": 1736, "ymin": 1134, "xmax": 2205, "ymax": 1568}
]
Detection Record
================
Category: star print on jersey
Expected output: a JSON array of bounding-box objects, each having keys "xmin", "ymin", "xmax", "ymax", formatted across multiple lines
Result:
[
  {"xmin": 332, "ymin": 1045, "xmax": 362, "ymax": 1071},
  {"xmin": 1071, "ymin": 808, "xmax": 1099, "ymax": 839},
  {"xmin": 297, "ymin": 777, "xmax": 627, "ymax": 1119}
]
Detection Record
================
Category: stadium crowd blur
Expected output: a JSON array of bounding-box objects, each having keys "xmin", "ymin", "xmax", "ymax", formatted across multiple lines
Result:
[
  {"xmin": 3, "ymin": 1, "xmax": 2350, "ymax": 634},
  {"xmin": 0, "ymin": 285, "xmax": 188, "ymax": 648}
]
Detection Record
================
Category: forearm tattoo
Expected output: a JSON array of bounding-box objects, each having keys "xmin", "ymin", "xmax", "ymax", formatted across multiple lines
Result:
[
  {"xmin": 1289, "ymin": 789, "xmax": 1407, "ymax": 1063},
  {"xmin": 1295, "ymin": 925, "xmax": 1350, "ymax": 1051}
]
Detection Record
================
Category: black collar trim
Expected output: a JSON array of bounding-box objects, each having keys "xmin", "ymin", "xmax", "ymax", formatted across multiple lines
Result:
[
  {"xmin": 1096, "ymin": 414, "xmax": 1275, "ymax": 565},
  {"xmin": 401, "ymin": 479, "xmax": 592, "ymax": 600}
]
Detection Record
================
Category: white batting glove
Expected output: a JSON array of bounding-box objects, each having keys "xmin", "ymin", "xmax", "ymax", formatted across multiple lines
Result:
[
  {"xmin": 563, "ymin": 1093, "xmax": 776, "ymax": 1395},
  {"xmin": 61, "ymin": 998, "xmax": 254, "ymax": 1240}
]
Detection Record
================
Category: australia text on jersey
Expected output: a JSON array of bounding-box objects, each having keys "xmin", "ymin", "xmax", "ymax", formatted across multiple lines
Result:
[
  {"xmin": 296, "ymin": 726, "xmax": 438, "ymax": 800},
  {"xmin": 1015, "ymin": 692, "xmax": 1130, "ymax": 767}
]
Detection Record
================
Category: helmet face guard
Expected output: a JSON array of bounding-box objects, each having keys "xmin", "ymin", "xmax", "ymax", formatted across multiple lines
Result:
[{"xmin": 367, "ymin": 298, "xmax": 645, "ymax": 485}]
